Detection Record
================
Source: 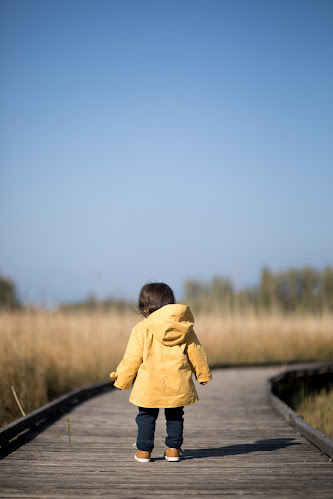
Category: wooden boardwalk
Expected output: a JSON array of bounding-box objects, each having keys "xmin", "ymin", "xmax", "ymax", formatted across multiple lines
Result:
[{"xmin": 1, "ymin": 367, "xmax": 332, "ymax": 498}]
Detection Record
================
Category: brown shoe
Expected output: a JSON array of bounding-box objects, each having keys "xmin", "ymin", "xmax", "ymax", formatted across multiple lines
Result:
[
  {"xmin": 134, "ymin": 450, "xmax": 151, "ymax": 463},
  {"xmin": 165, "ymin": 446, "xmax": 182, "ymax": 462}
]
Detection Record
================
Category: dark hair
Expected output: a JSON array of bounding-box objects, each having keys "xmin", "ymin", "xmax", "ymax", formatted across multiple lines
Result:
[{"xmin": 138, "ymin": 283, "xmax": 175, "ymax": 316}]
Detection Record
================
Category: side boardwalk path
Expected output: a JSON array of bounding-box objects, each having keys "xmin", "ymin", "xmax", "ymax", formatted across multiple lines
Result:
[{"xmin": 1, "ymin": 367, "xmax": 332, "ymax": 498}]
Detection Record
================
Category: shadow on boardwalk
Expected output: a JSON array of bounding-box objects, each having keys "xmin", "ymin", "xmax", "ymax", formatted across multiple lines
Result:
[
  {"xmin": 148, "ymin": 438, "xmax": 301, "ymax": 462},
  {"xmin": 182, "ymin": 438, "xmax": 300, "ymax": 460}
]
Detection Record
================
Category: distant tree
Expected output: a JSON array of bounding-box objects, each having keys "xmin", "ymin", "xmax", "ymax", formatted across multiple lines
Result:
[
  {"xmin": 59, "ymin": 293, "xmax": 134, "ymax": 313},
  {"xmin": 236, "ymin": 288, "xmax": 258, "ymax": 312},
  {"xmin": 0, "ymin": 275, "xmax": 20, "ymax": 310},
  {"xmin": 299, "ymin": 267, "xmax": 321, "ymax": 312},
  {"xmin": 259, "ymin": 267, "xmax": 275, "ymax": 310},
  {"xmin": 184, "ymin": 280, "xmax": 211, "ymax": 311},
  {"xmin": 270, "ymin": 267, "xmax": 323, "ymax": 313},
  {"xmin": 286, "ymin": 269, "xmax": 300, "ymax": 312},
  {"xmin": 321, "ymin": 266, "xmax": 333, "ymax": 311},
  {"xmin": 211, "ymin": 277, "xmax": 233, "ymax": 311}
]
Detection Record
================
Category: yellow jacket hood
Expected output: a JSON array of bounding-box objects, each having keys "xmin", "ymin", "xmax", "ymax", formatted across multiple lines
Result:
[{"xmin": 145, "ymin": 304, "xmax": 194, "ymax": 347}]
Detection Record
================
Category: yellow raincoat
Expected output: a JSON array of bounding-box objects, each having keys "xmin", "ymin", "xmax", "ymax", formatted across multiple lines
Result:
[{"xmin": 110, "ymin": 304, "xmax": 212, "ymax": 408}]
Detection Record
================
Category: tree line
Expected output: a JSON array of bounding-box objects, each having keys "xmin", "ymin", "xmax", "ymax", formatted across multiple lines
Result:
[
  {"xmin": 0, "ymin": 275, "xmax": 20, "ymax": 310},
  {"xmin": 184, "ymin": 266, "xmax": 333, "ymax": 314},
  {"xmin": 1, "ymin": 266, "xmax": 333, "ymax": 313}
]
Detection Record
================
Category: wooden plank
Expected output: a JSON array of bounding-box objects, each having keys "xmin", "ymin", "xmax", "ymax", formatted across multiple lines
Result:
[
  {"xmin": 0, "ymin": 367, "xmax": 332, "ymax": 498},
  {"xmin": 0, "ymin": 380, "xmax": 114, "ymax": 446}
]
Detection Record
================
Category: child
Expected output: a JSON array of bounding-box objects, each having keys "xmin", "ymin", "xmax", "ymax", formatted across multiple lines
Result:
[{"xmin": 110, "ymin": 282, "xmax": 212, "ymax": 463}]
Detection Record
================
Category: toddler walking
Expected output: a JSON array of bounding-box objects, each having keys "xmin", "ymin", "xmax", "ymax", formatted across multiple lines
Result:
[{"xmin": 110, "ymin": 283, "xmax": 212, "ymax": 462}]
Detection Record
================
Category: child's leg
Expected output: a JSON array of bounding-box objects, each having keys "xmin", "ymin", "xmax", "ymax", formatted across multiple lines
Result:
[
  {"xmin": 164, "ymin": 407, "xmax": 184, "ymax": 449},
  {"xmin": 136, "ymin": 407, "xmax": 159, "ymax": 451}
]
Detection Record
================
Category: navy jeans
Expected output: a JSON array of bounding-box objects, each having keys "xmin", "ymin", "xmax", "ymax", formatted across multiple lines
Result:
[{"xmin": 136, "ymin": 406, "xmax": 184, "ymax": 451}]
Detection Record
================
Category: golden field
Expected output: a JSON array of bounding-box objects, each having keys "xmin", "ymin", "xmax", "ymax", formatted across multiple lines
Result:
[
  {"xmin": 1, "ymin": 308, "xmax": 333, "ymax": 427},
  {"xmin": 296, "ymin": 389, "xmax": 333, "ymax": 439}
]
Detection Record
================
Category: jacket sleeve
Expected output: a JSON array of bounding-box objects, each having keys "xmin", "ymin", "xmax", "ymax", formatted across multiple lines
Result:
[
  {"xmin": 186, "ymin": 329, "xmax": 212, "ymax": 382},
  {"xmin": 110, "ymin": 325, "xmax": 144, "ymax": 389}
]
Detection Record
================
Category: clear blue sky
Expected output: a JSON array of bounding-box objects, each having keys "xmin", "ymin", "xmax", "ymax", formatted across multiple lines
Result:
[{"xmin": 1, "ymin": 0, "xmax": 332, "ymax": 305}]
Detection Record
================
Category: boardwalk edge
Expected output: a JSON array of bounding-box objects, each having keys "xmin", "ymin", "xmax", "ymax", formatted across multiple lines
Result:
[
  {"xmin": 0, "ymin": 380, "xmax": 114, "ymax": 447},
  {"xmin": 268, "ymin": 365, "xmax": 333, "ymax": 459}
]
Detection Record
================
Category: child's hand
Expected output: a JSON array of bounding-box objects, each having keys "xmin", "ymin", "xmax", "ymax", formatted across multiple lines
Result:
[{"xmin": 200, "ymin": 381, "xmax": 207, "ymax": 385}]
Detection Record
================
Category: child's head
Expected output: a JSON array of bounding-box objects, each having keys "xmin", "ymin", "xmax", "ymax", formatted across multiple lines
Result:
[{"xmin": 138, "ymin": 283, "xmax": 175, "ymax": 317}]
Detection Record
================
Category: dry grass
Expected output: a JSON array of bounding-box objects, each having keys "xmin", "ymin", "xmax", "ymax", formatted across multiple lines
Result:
[
  {"xmin": 1, "ymin": 309, "xmax": 333, "ymax": 427},
  {"xmin": 296, "ymin": 389, "xmax": 333, "ymax": 439},
  {"xmin": 196, "ymin": 312, "xmax": 333, "ymax": 365},
  {"xmin": 0, "ymin": 308, "xmax": 138, "ymax": 427}
]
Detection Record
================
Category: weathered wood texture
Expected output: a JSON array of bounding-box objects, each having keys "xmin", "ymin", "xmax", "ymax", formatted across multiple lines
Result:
[
  {"xmin": 1, "ymin": 367, "xmax": 332, "ymax": 498},
  {"xmin": 0, "ymin": 381, "xmax": 114, "ymax": 446}
]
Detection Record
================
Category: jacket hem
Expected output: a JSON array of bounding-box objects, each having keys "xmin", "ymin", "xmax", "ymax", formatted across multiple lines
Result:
[{"xmin": 129, "ymin": 397, "xmax": 199, "ymax": 408}]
